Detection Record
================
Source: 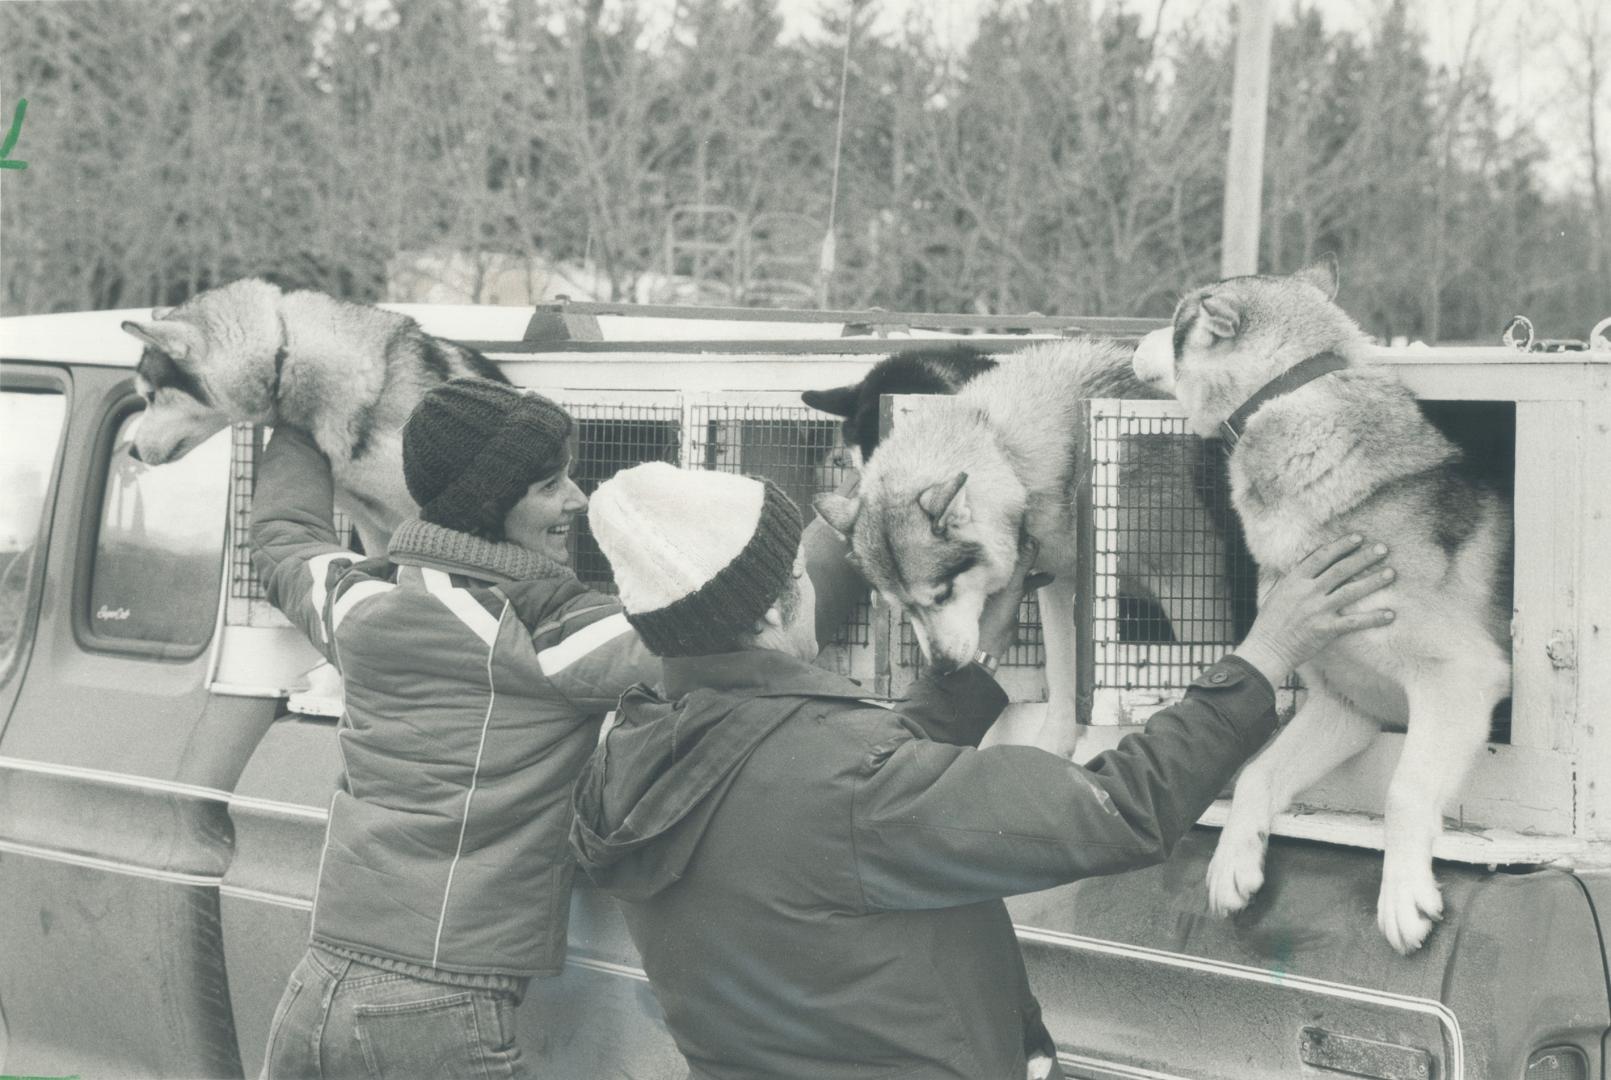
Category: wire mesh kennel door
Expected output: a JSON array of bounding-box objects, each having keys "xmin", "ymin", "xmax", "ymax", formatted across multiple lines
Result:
[{"xmin": 1078, "ymin": 398, "xmax": 1260, "ymax": 725}]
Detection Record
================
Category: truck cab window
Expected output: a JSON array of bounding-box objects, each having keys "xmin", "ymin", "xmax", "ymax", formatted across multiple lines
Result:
[
  {"xmin": 86, "ymin": 410, "xmax": 230, "ymax": 652},
  {"xmin": 0, "ymin": 387, "xmax": 67, "ymax": 679}
]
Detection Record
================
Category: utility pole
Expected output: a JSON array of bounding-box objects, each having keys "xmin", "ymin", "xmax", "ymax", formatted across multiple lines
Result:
[{"xmin": 1221, "ymin": 0, "xmax": 1274, "ymax": 277}]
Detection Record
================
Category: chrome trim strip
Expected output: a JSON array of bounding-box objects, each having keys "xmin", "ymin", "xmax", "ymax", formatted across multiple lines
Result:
[
  {"xmin": 1056, "ymin": 1053, "xmax": 1191, "ymax": 1080},
  {"xmin": 207, "ymin": 681, "xmax": 296, "ymax": 699},
  {"xmin": 0, "ymin": 755, "xmax": 330, "ymax": 821},
  {"xmin": 1015, "ymin": 926, "xmax": 1463, "ymax": 1080},
  {"xmin": 219, "ymin": 883, "xmax": 312, "ymax": 910},
  {"xmin": 0, "ymin": 755, "xmax": 229, "ymax": 802},
  {"xmin": 0, "ymin": 838, "xmax": 222, "ymax": 886},
  {"xmin": 229, "ymin": 793, "xmax": 330, "ymax": 821}
]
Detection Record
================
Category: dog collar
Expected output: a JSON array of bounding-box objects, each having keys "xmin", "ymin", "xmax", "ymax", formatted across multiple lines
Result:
[{"xmin": 1219, "ymin": 351, "xmax": 1349, "ymax": 446}]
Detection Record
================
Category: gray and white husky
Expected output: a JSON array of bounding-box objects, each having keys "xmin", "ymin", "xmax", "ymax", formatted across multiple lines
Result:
[
  {"xmin": 121, "ymin": 278, "xmax": 508, "ymax": 553},
  {"xmin": 1133, "ymin": 257, "xmax": 1512, "ymax": 954},
  {"xmin": 814, "ymin": 338, "xmax": 1235, "ymax": 758}
]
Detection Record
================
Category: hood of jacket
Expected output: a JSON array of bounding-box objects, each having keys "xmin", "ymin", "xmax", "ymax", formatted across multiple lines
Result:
[{"xmin": 570, "ymin": 649, "xmax": 876, "ymax": 901}]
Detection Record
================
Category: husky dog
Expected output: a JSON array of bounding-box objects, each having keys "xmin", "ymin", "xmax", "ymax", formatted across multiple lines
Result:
[
  {"xmin": 814, "ymin": 339, "xmax": 1235, "ymax": 757},
  {"xmin": 121, "ymin": 278, "xmax": 508, "ymax": 552},
  {"xmin": 1132, "ymin": 257, "xmax": 1512, "ymax": 954},
  {"xmin": 802, "ymin": 346, "xmax": 998, "ymax": 467}
]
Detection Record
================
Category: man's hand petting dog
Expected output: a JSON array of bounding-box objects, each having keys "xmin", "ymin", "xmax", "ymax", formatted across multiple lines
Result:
[
  {"xmin": 977, "ymin": 538, "xmax": 1053, "ymax": 661},
  {"xmin": 1234, "ymin": 534, "xmax": 1397, "ymax": 689}
]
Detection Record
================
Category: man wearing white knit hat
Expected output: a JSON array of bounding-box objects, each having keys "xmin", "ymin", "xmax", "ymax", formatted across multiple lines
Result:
[{"xmin": 572, "ymin": 462, "xmax": 1396, "ymax": 1080}]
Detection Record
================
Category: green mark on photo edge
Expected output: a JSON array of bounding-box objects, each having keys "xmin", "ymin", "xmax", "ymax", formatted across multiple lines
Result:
[{"xmin": 1, "ymin": 98, "xmax": 30, "ymax": 170}]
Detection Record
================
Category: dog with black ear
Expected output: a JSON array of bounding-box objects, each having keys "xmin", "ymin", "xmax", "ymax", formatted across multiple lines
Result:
[
  {"xmin": 812, "ymin": 338, "xmax": 1236, "ymax": 758},
  {"xmin": 802, "ymin": 346, "xmax": 997, "ymax": 467}
]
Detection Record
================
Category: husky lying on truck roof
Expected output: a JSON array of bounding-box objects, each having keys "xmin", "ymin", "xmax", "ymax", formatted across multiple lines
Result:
[
  {"xmin": 121, "ymin": 278, "xmax": 508, "ymax": 553},
  {"xmin": 1133, "ymin": 257, "xmax": 1513, "ymax": 954},
  {"xmin": 813, "ymin": 339, "xmax": 1235, "ymax": 757}
]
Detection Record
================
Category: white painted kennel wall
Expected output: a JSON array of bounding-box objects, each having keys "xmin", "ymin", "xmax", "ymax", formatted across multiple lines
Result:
[{"xmin": 1385, "ymin": 348, "xmax": 1611, "ymax": 854}]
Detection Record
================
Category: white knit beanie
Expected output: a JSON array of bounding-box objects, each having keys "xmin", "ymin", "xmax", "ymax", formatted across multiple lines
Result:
[{"xmin": 589, "ymin": 462, "xmax": 803, "ymax": 657}]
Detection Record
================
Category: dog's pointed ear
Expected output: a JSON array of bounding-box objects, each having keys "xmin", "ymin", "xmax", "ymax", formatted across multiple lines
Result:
[
  {"xmin": 917, "ymin": 471, "xmax": 970, "ymax": 534},
  {"xmin": 801, "ymin": 384, "xmax": 859, "ymax": 418},
  {"xmin": 150, "ymin": 306, "xmax": 175, "ymax": 320},
  {"xmin": 813, "ymin": 492, "xmax": 862, "ymax": 539},
  {"xmin": 1197, "ymin": 295, "xmax": 1243, "ymax": 341},
  {"xmin": 121, "ymin": 318, "xmax": 205, "ymax": 362},
  {"xmin": 1293, "ymin": 253, "xmax": 1340, "ymax": 300}
]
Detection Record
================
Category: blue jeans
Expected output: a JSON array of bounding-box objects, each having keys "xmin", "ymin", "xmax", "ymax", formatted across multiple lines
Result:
[{"xmin": 260, "ymin": 945, "xmax": 529, "ymax": 1080}]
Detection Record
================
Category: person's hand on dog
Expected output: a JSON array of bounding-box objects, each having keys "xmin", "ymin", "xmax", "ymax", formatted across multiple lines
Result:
[
  {"xmin": 1234, "ymin": 533, "xmax": 1396, "ymax": 689},
  {"xmin": 978, "ymin": 537, "xmax": 1054, "ymax": 660}
]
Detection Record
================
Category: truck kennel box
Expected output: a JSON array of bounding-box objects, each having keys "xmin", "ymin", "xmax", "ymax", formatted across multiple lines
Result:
[{"xmin": 0, "ymin": 299, "xmax": 1608, "ymax": 1079}]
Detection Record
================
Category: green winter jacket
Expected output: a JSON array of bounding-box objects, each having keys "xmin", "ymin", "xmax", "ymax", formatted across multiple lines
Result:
[
  {"xmin": 571, "ymin": 648, "xmax": 1278, "ymax": 1079},
  {"xmin": 251, "ymin": 426, "xmax": 659, "ymax": 982}
]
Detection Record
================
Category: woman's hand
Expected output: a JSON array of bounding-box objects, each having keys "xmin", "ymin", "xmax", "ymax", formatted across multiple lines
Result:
[{"xmin": 1234, "ymin": 534, "xmax": 1396, "ymax": 689}]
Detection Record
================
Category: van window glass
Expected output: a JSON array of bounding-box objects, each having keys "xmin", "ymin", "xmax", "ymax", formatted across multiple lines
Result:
[
  {"xmin": 88, "ymin": 412, "xmax": 230, "ymax": 649},
  {"xmin": 0, "ymin": 388, "xmax": 67, "ymax": 677}
]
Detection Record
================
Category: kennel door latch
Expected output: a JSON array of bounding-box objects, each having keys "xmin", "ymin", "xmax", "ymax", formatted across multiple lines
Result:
[{"xmin": 1298, "ymin": 1027, "xmax": 1435, "ymax": 1080}]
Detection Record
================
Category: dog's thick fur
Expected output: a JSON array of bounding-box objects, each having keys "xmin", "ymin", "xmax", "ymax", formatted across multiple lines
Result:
[
  {"xmin": 814, "ymin": 339, "xmax": 1234, "ymax": 757},
  {"xmin": 1132, "ymin": 257, "xmax": 1512, "ymax": 954},
  {"xmin": 121, "ymin": 279, "xmax": 508, "ymax": 551},
  {"xmin": 802, "ymin": 347, "xmax": 998, "ymax": 467}
]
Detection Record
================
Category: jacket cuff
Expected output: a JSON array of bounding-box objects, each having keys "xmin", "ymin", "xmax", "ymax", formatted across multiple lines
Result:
[
  {"xmin": 1192, "ymin": 653, "xmax": 1275, "ymax": 696},
  {"xmin": 941, "ymin": 662, "xmax": 1010, "ymax": 719},
  {"xmin": 1186, "ymin": 655, "xmax": 1278, "ymax": 734},
  {"xmin": 899, "ymin": 661, "xmax": 1010, "ymax": 747}
]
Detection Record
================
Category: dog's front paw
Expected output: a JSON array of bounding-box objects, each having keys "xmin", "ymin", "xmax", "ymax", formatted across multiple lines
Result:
[
  {"xmin": 1205, "ymin": 829, "xmax": 1266, "ymax": 916},
  {"xmin": 1377, "ymin": 867, "xmax": 1443, "ymax": 955}
]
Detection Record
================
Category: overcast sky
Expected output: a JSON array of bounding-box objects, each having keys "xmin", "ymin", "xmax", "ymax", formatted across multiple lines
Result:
[{"xmin": 763, "ymin": 0, "xmax": 1607, "ymax": 196}]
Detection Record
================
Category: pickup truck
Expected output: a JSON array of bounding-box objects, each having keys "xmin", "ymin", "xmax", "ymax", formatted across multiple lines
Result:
[{"xmin": 2, "ymin": 300, "xmax": 1609, "ymax": 1080}]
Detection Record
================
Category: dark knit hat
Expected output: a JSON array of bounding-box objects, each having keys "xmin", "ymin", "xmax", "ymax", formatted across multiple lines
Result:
[
  {"xmin": 587, "ymin": 462, "xmax": 804, "ymax": 657},
  {"xmin": 402, "ymin": 377, "xmax": 574, "ymax": 539}
]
